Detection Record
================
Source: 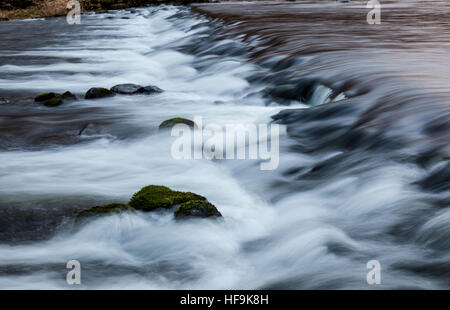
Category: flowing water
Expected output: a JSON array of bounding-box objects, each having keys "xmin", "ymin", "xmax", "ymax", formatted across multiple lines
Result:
[{"xmin": 0, "ymin": 2, "xmax": 449, "ymax": 289}]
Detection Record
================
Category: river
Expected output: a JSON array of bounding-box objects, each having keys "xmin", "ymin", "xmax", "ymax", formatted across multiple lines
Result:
[{"xmin": 0, "ymin": 2, "xmax": 449, "ymax": 289}]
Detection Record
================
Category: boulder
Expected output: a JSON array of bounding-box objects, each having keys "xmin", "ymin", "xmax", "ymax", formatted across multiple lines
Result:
[
  {"xmin": 62, "ymin": 91, "xmax": 77, "ymax": 101},
  {"xmin": 129, "ymin": 185, "xmax": 206, "ymax": 211},
  {"xmin": 174, "ymin": 200, "xmax": 222, "ymax": 219},
  {"xmin": 74, "ymin": 185, "xmax": 223, "ymax": 222},
  {"xmin": 76, "ymin": 203, "xmax": 135, "ymax": 221},
  {"xmin": 159, "ymin": 117, "xmax": 195, "ymax": 130},
  {"xmin": 140, "ymin": 85, "xmax": 163, "ymax": 94},
  {"xmin": 85, "ymin": 87, "xmax": 115, "ymax": 99},
  {"xmin": 34, "ymin": 92, "xmax": 64, "ymax": 107},
  {"xmin": 110, "ymin": 83, "xmax": 163, "ymax": 95},
  {"xmin": 111, "ymin": 83, "xmax": 143, "ymax": 94}
]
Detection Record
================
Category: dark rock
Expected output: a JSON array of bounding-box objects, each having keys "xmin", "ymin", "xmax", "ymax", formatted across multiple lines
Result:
[
  {"xmin": 76, "ymin": 203, "xmax": 135, "ymax": 222},
  {"xmin": 34, "ymin": 92, "xmax": 64, "ymax": 107},
  {"xmin": 264, "ymin": 78, "xmax": 322, "ymax": 104},
  {"xmin": 129, "ymin": 185, "xmax": 206, "ymax": 211},
  {"xmin": 159, "ymin": 117, "xmax": 195, "ymax": 130},
  {"xmin": 174, "ymin": 200, "xmax": 222, "ymax": 219},
  {"xmin": 110, "ymin": 84, "xmax": 163, "ymax": 95},
  {"xmin": 62, "ymin": 91, "xmax": 77, "ymax": 101},
  {"xmin": 111, "ymin": 83, "xmax": 143, "ymax": 94},
  {"xmin": 84, "ymin": 87, "xmax": 115, "ymax": 100}
]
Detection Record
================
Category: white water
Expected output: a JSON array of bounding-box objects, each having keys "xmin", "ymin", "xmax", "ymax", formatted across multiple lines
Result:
[{"xmin": 0, "ymin": 6, "xmax": 448, "ymax": 289}]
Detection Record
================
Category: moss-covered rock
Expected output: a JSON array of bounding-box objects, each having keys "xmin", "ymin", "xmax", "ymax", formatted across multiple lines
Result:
[
  {"xmin": 159, "ymin": 117, "xmax": 196, "ymax": 130},
  {"xmin": 34, "ymin": 92, "xmax": 64, "ymax": 107},
  {"xmin": 174, "ymin": 200, "xmax": 222, "ymax": 219},
  {"xmin": 84, "ymin": 87, "xmax": 115, "ymax": 100},
  {"xmin": 76, "ymin": 203, "xmax": 135, "ymax": 221},
  {"xmin": 140, "ymin": 85, "xmax": 163, "ymax": 94},
  {"xmin": 129, "ymin": 185, "xmax": 206, "ymax": 211}
]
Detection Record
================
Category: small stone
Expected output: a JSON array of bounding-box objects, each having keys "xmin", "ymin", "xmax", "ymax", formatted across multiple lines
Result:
[
  {"xmin": 34, "ymin": 92, "xmax": 64, "ymax": 107},
  {"xmin": 110, "ymin": 84, "xmax": 163, "ymax": 95},
  {"xmin": 76, "ymin": 203, "xmax": 135, "ymax": 222},
  {"xmin": 174, "ymin": 200, "xmax": 222, "ymax": 219},
  {"xmin": 140, "ymin": 85, "xmax": 163, "ymax": 94},
  {"xmin": 85, "ymin": 87, "xmax": 115, "ymax": 100}
]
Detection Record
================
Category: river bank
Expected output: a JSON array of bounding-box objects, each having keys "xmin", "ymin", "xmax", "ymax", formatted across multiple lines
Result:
[{"xmin": 0, "ymin": 0, "xmax": 207, "ymax": 20}]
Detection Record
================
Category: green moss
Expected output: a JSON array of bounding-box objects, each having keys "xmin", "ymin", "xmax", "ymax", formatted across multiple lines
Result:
[
  {"xmin": 159, "ymin": 117, "xmax": 196, "ymax": 130},
  {"xmin": 174, "ymin": 200, "xmax": 222, "ymax": 219},
  {"xmin": 43, "ymin": 96, "xmax": 64, "ymax": 107},
  {"xmin": 35, "ymin": 92, "xmax": 58, "ymax": 102},
  {"xmin": 129, "ymin": 185, "xmax": 206, "ymax": 211},
  {"xmin": 34, "ymin": 92, "xmax": 64, "ymax": 107},
  {"xmin": 76, "ymin": 203, "xmax": 135, "ymax": 221}
]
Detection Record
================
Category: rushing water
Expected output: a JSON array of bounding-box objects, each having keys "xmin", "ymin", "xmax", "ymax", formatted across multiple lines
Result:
[{"xmin": 0, "ymin": 3, "xmax": 449, "ymax": 289}]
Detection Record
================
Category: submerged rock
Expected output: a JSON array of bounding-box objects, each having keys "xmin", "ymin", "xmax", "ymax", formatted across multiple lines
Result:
[
  {"xmin": 62, "ymin": 91, "xmax": 77, "ymax": 101},
  {"xmin": 76, "ymin": 203, "xmax": 135, "ymax": 221},
  {"xmin": 159, "ymin": 117, "xmax": 195, "ymax": 130},
  {"xmin": 34, "ymin": 91, "xmax": 78, "ymax": 107},
  {"xmin": 174, "ymin": 200, "xmax": 222, "ymax": 219},
  {"xmin": 84, "ymin": 87, "xmax": 115, "ymax": 100},
  {"xmin": 264, "ymin": 77, "xmax": 322, "ymax": 104},
  {"xmin": 110, "ymin": 83, "xmax": 163, "ymax": 95},
  {"xmin": 129, "ymin": 185, "xmax": 206, "ymax": 211},
  {"xmin": 34, "ymin": 92, "xmax": 64, "ymax": 107}
]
